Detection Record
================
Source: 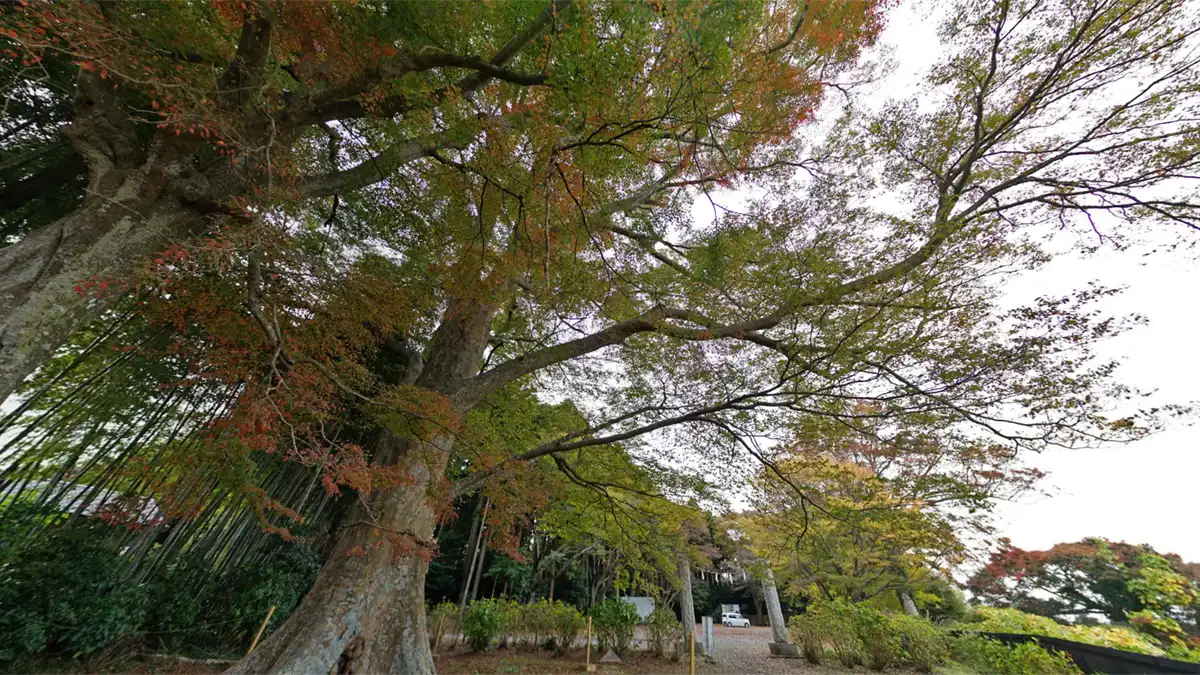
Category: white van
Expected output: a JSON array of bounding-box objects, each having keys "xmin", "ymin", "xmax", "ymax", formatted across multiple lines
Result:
[{"xmin": 721, "ymin": 612, "xmax": 751, "ymax": 628}]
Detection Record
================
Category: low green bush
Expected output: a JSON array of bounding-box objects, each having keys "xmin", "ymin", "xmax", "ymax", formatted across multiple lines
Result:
[
  {"xmin": 462, "ymin": 599, "xmax": 510, "ymax": 652},
  {"xmin": 147, "ymin": 538, "xmax": 319, "ymax": 652},
  {"xmin": 791, "ymin": 599, "xmax": 955, "ymax": 672},
  {"xmin": 520, "ymin": 600, "xmax": 556, "ymax": 648},
  {"xmin": 0, "ymin": 511, "xmax": 148, "ymax": 663},
  {"xmin": 0, "ymin": 504, "xmax": 321, "ymax": 663},
  {"xmin": 591, "ymin": 599, "xmax": 639, "ymax": 656},
  {"xmin": 890, "ymin": 614, "xmax": 949, "ymax": 673},
  {"xmin": 646, "ymin": 607, "xmax": 684, "ymax": 659},
  {"xmin": 426, "ymin": 602, "xmax": 458, "ymax": 652},
  {"xmin": 805, "ymin": 599, "xmax": 865, "ymax": 667},
  {"xmin": 787, "ymin": 614, "xmax": 824, "ymax": 664},
  {"xmin": 966, "ymin": 606, "xmax": 1164, "ymax": 656},
  {"xmin": 496, "ymin": 599, "xmax": 523, "ymax": 648},
  {"xmin": 550, "ymin": 601, "xmax": 585, "ymax": 655},
  {"xmin": 853, "ymin": 604, "xmax": 901, "ymax": 671},
  {"xmin": 950, "ymin": 634, "xmax": 1082, "ymax": 675}
]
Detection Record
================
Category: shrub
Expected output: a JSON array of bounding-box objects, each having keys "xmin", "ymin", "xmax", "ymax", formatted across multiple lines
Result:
[
  {"xmin": 889, "ymin": 615, "xmax": 949, "ymax": 673},
  {"xmin": 0, "ymin": 512, "xmax": 148, "ymax": 663},
  {"xmin": 205, "ymin": 541, "xmax": 321, "ymax": 645},
  {"xmin": 967, "ymin": 606, "xmax": 1164, "ymax": 656},
  {"xmin": 806, "ymin": 599, "xmax": 864, "ymax": 667},
  {"xmin": 1165, "ymin": 644, "xmax": 1200, "ymax": 664},
  {"xmin": 796, "ymin": 598, "xmax": 951, "ymax": 672},
  {"xmin": 916, "ymin": 579, "xmax": 971, "ymax": 623},
  {"xmin": 148, "ymin": 538, "xmax": 320, "ymax": 651},
  {"xmin": 646, "ymin": 607, "xmax": 684, "ymax": 658},
  {"xmin": 520, "ymin": 600, "xmax": 556, "ymax": 649},
  {"xmin": 852, "ymin": 605, "xmax": 901, "ymax": 671},
  {"xmin": 427, "ymin": 602, "xmax": 459, "ymax": 652},
  {"xmin": 496, "ymin": 599, "xmax": 523, "ymax": 648},
  {"xmin": 0, "ymin": 503, "xmax": 323, "ymax": 662},
  {"xmin": 550, "ymin": 601, "xmax": 585, "ymax": 655},
  {"xmin": 591, "ymin": 599, "xmax": 639, "ymax": 656},
  {"xmin": 951, "ymin": 634, "xmax": 1081, "ymax": 675},
  {"xmin": 462, "ymin": 599, "xmax": 509, "ymax": 652},
  {"xmin": 787, "ymin": 614, "xmax": 824, "ymax": 664}
]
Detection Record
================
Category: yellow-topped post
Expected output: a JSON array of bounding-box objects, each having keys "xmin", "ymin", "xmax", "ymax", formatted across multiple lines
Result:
[
  {"xmin": 586, "ymin": 615, "xmax": 595, "ymax": 672},
  {"xmin": 690, "ymin": 627, "xmax": 695, "ymax": 675}
]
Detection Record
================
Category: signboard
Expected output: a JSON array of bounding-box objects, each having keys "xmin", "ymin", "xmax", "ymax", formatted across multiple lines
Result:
[
  {"xmin": 619, "ymin": 596, "xmax": 655, "ymax": 620},
  {"xmin": 721, "ymin": 604, "xmax": 740, "ymax": 615}
]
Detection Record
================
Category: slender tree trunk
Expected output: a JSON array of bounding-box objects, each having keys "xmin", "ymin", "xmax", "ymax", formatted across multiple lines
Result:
[
  {"xmin": 457, "ymin": 498, "xmax": 487, "ymax": 608},
  {"xmin": 470, "ymin": 522, "xmax": 491, "ymax": 602}
]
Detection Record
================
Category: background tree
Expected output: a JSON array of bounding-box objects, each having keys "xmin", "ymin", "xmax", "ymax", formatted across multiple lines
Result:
[
  {"xmin": 740, "ymin": 453, "xmax": 968, "ymax": 604},
  {"xmin": 970, "ymin": 538, "xmax": 1200, "ymax": 638}
]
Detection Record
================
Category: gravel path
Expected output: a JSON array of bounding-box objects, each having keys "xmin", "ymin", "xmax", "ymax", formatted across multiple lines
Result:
[{"xmin": 698, "ymin": 625, "xmax": 848, "ymax": 675}]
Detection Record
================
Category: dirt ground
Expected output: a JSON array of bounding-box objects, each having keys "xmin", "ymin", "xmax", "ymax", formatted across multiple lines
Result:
[
  {"xmin": 17, "ymin": 624, "xmax": 858, "ymax": 675},
  {"xmin": 437, "ymin": 624, "xmax": 858, "ymax": 675}
]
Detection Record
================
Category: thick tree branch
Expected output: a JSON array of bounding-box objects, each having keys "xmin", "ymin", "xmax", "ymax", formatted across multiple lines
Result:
[
  {"xmin": 766, "ymin": 1, "xmax": 811, "ymax": 55},
  {"xmin": 220, "ymin": 7, "xmax": 273, "ymax": 107},
  {"xmin": 293, "ymin": 126, "xmax": 474, "ymax": 198},
  {"xmin": 293, "ymin": 0, "xmax": 565, "ymax": 125}
]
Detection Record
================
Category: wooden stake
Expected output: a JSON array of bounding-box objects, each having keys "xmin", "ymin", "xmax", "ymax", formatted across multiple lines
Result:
[
  {"xmin": 586, "ymin": 616, "xmax": 595, "ymax": 672},
  {"xmin": 689, "ymin": 627, "xmax": 695, "ymax": 675},
  {"xmin": 247, "ymin": 605, "xmax": 277, "ymax": 656}
]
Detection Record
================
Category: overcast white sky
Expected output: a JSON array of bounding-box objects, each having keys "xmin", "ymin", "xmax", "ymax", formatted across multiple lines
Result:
[
  {"xmin": 872, "ymin": 1, "xmax": 1200, "ymax": 562},
  {"xmin": 994, "ymin": 247, "xmax": 1200, "ymax": 561}
]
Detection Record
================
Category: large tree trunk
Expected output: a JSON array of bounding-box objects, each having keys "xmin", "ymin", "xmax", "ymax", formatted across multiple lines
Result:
[
  {"xmin": 0, "ymin": 71, "xmax": 221, "ymax": 404},
  {"xmin": 232, "ymin": 432, "xmax": 445, "ymax": 675},
  {"xmin": 0, "ymin": 189, "xmax": 212, "ymax": 402},
  {"xmin": 233, "ymin": 294, "xmax": 499, "ymax": 675}
]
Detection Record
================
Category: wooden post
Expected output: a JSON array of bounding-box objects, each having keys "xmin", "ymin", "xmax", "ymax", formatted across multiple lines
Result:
[
  {"xmin": 247, "ymin": 605, "xmax": 277, "ymax": 656},
  {"xmin": 433, "ymin": 613, "xmax": 446, "ymax": 654},
  {"xmin": 586, "ymin": 616, "xmax": 596, "ymax": 672},
  {"xmin": 689, "ymin": 625, "xmax": 695, "ymax": 675}
]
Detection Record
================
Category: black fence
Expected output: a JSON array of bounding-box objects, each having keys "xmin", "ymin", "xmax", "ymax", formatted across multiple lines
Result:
[{"xmin": 972, "ymin": 632, "xmax": 1200, "ymax": 675}]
